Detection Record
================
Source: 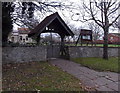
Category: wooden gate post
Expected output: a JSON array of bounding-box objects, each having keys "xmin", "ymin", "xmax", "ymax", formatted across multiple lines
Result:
[
  {"xmin": 36, "ymin": 34, "xmax": 41, "ymax": 45},
  {"xmin": 60, "ymin": 35, "xmax": 65, "ymax": 56}
]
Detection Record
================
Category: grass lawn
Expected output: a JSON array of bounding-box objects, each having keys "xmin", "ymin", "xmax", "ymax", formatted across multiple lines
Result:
[
  {"xmin": 66, "ymin": 43, "xmax": 120, "ymax": 47},
  {"xmin": 2, "ymin": 61, "xmax": 85, "ymax": 91},
  {"xmin": 71, "ymin": 57, "xmax": 119, "ymax": 73}
]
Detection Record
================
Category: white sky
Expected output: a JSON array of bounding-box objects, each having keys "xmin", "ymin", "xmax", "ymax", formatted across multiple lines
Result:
[{"xmin": 13, "ymin": 0, "xmax": 119, "ymax": 33}]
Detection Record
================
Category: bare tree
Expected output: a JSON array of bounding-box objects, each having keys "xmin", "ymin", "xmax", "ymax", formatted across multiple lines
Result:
[
  {"xmin": 88, "ymin": 22, "xmax": 103, "ymax": 42},
  {"xmin": 113, "ymin": 20, "xmax": 120, "ymax": 30},
  {"xmin": 12, "ymin": 1, "xmax": 69, "ymax": 29},
  {"xmin": 71, "ymin": 0, "xmax": 120, "ymax": 60},
  {"xmin": 10, "ymin": 1, "xmax": 71, "ymax": 44}
]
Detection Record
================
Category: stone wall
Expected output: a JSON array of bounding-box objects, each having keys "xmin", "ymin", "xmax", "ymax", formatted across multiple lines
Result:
[
  {"xmin": 69, "ymin": 46, "xmax": 119, "ymax": 58},
  {"xmin": 2, "ymin": 46, "xmax": 47, "ymax": 64},
  {"xmin": 2, "ymin": 46, "xmax": 119, "ymax": 64}
]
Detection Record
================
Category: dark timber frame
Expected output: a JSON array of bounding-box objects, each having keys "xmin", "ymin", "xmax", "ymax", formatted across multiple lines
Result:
[
  {"xmin": 28, "ymin": 12, "xmax": 74, "ymax": 58},
  {"xmin": 76, "ymin": 29, "xmax": 93, "ymax": 46}
]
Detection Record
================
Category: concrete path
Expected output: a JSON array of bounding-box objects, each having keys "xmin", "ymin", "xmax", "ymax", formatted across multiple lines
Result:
[{"xmin": 49, "ymin": 58, "xmax": 119, "ymax": 91}]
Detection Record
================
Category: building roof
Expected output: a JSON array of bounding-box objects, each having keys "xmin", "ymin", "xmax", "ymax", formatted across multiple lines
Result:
[
  {"xmin": 18, "ymin": 28, "xmax": 30, "ymax": 34},
  {"xmin": 28, "ymin": 12, "xmax": 74, "ymax": 37},
  {"xmin": 80, "ymin": 29, "xmax": 92, "ymax": 35},
  {"xmin": 109, "ymin": 33, "xmax": 120, "ymax": 37},
  {"xmin": 12, "ymin": 32, "xmax": 19, "ymax": 36}
]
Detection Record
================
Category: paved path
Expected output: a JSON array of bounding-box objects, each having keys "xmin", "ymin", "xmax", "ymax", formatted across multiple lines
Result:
[{"xmin": 49, "ymin": 58, "xmax": 119, "ymax": 91}]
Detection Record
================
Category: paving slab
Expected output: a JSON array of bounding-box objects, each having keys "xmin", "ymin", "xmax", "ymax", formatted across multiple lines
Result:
[
  {"xmin": 105, "ymin": 72, "xmax": 118, "ymax": 82},
  {"xmin": 106, "ymin": 81, "xmax": 119, "ymax": 91},
  {"xmin": 83, "ymin": 73, "xmax": 99, "ymax": 80},
  {"xmin": 49, "ymin": 58, "xmax": 119, "ymax": 91},
  {"xmin": 94, "ymin": 77, "xmax": 113, "ymax": 86},
  {"xmin": 74, "ymin": 73, "xmax": 97, "ymax": 88},
  {"xmin": 96, "ymin": 85, "xmax": 113, "ymax": 91}
]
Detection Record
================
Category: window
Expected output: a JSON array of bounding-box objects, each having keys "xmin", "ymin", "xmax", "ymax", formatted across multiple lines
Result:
[
  {"xmin": 23, "ymin": 39, "xmax": 25, "ymax": 42},
  {"xmin": 83, "ymin": 36, "xmax": 86, "ymax": 39},
  {"xmin": 110, "ymin": 37, "xmax": 113, "ymax": 40},
  {"xmin": 26, "ymin": 36, "xmax": 28, "ymax": 41},
  {"xmin": 20, "ymin": 36, "xmax": 22, "ymax": 41},
  {"xmin": 82, "ymin": 35, "xmax": 91, "ymax": 40},
  {"xmin": 88, "ymin": 36, "xmax": 91, "ymax": 39},
  {"xmin": 11, "ymin": 37, "xmax": 14, "ymax": 42}
]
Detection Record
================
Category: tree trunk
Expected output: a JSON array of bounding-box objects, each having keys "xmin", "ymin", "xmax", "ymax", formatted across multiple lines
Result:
[
  {"xmin": 103, "ymin": 28, "xmax": 109, "ymax": 60},
  {"xmin": 103, "ymin": 4, "xmax": 109, "ymax": 60}
]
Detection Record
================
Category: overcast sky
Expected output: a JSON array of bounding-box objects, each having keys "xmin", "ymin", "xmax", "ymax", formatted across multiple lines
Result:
[
  {"xmin": 13, "ymin": 0, "xmax": 119, "ymax": 33},
  {"xmin": 13, "ymin": 0, "xmax": 83, "ymax": 30}
]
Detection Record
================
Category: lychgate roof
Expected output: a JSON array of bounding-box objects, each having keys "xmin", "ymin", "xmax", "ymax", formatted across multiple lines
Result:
[{"xmin": 28, "ymin": 12, "xmax": 74, "ymax": 37}]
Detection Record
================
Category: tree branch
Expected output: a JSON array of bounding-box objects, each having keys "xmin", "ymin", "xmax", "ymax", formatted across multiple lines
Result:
[
  {"xmin": 89, "ymin": 1, "xmax": 103, "ymax": 28},
  {"xmin": 108, "ymin": 3, "xmax": 120, "ymax": 16},
  {"xmin": 109, "ymin": 14, "xmax": 120, "ymax": 26}
]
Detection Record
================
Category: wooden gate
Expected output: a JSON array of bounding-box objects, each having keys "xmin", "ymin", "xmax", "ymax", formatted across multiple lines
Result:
[{"xmin": 47, "ymin": 45, "xmax": 69, "ymax": 59}]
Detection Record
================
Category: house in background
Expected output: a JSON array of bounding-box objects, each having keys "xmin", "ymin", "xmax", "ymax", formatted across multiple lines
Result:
[
  {"xmin": 94, "ymin": 33, "xmax": 120, "ymax": 44},
  {"xmin": 108, "ymin": 33, "xmax": 120, "ymax": 44},
  {"xmin": 8, "ymin": 31, "xmax": 19, "ymax": 43},
  {"xmin": 8, "ymin": 28, "xmax": 36, "ymax": 44}
]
